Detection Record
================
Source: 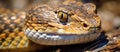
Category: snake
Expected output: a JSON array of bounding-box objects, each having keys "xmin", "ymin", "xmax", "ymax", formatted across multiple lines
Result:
[
  {"xmin": 0, "ymin": 0, "xmax": 101, "ymax": 49},
  {"xmin": 24, "ymin": 1, "xmax": 101, "ymax": 45},
  {"xmin": 0, "ymin": 8, "xmax": 28, "ymax": 49}
]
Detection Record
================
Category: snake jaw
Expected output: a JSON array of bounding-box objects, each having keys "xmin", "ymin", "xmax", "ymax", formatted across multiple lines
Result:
[{"xmin": 24, "ymin": 27, "xmax": 101, "ymax": 45}]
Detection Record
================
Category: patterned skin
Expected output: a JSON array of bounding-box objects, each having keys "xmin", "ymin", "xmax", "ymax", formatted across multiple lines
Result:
[
  {"xmin": 25, "ymin": 1, "xmax": 101, "ymax": 45},
  {"xmin": 0, "ymin": 8, "xmax": 28, "ymax": 49},
  {"xmin": 0, "ymin": 0, "xmax": 101, "ymax": 48}
]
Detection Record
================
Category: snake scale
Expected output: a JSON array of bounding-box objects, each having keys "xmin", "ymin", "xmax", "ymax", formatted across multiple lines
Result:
[
  {"xmin": 0, "ymin": 8, "xmax": 28, "ymax": 49},
  {"xmin": 0, "ymin": 0, "xmax": 101, "ymax": 49}
]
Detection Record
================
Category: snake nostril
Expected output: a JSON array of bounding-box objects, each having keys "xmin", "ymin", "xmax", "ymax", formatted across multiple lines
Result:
[{"xmin": 83, "ymin": 23, "xmax": 88, "ymax": 27}]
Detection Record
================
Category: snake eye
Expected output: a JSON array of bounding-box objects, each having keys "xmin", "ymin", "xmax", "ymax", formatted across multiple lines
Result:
[{"xmin": 58, "ymin": 11, "xmax": 68, "ymax": 25}]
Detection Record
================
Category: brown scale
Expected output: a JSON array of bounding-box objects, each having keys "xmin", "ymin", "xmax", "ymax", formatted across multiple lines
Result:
[{"xmin": 0, "ymin": 8, "xmax": 28, "ymax": 49}]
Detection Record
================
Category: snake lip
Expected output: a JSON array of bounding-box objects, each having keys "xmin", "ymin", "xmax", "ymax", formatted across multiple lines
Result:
[
  {"xmin": 40, "ymin": 29, "xmax": 100, "ymax": 36},
  {"xmin": 24, "ymin": 28, "xmax": 101, "ymax": 45}
]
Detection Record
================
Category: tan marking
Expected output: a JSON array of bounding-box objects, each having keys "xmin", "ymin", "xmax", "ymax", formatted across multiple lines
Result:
[
  {"xmin": 5, "ymin": 37, "xmax": 12, "ymax": 43},
  {"xmin": 14, "ymin": 19, "xmax": 21, "ymax": 24},
  {"xmin": 11, "ymin": 41, "xmax": 18, "ymax": 46},
  {"xmin": 31, "ymin": 23, "xmax": 38, "ymax": 27},
  {"xmin": 2, "ymin": 42, "xmax": 9, "ymax": 47},
  {"xmin": 5, "ymin": 20, "xmax": 11, "ymax": 24},
  {"xmin": 9, "ymin": 24, "xmax": 15, "ymax": 29},
  {"xmin": 29, "ymin": 26, "xmax": 34, "ymax": 30},
  {"xmin": 19, "ymin": 40, "xmax": 26, "ymax": 45},
  {"xmin": 34, "ymin": 27, "xmax": 41, "ymax": 30},
  {"xmin": 13, "ymin": 28, "xmax": 19, "ymax": 33},
  {"xmin": 0, "ymin": 33, "xmax": 6, "ymax": 39},
  {"xmin": 0, "ymin": 25, "xmax": 5, "ymax": 29},
  {"xmin": 18, "ymin": 32, "xmax": 25, "ymax": 37},
  {"xmin": 48, "ymin": 22, "xmax": 64, "ymax": 28},
  {"xmin": 9, "ymin": 33, "xmax": 16, "ymax": 38}
]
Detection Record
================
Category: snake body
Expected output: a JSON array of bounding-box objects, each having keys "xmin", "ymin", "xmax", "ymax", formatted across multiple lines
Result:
[
  {"xmin": 0, "ymin": 8, "xmax": 28, "ymax": 49},
  {"xmin": 25, "ymin": 1, "xmax": 101, "ymax": 45}
]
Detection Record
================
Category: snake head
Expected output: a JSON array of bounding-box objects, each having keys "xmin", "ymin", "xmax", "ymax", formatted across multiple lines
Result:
[
  {"xmin": 24, "ymin": 1, "xmax": 101, "ymax": 45},
  {"xmin": 25, "ymin": 2, "xmax": 101, "ymax": 35}
]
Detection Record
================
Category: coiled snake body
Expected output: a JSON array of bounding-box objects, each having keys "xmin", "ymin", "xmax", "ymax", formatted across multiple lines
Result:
[
  {"xmin": 0, "ymin": 0, "xmax": 101, "ymax": 49},
  {"xmin": 0, "ymin": 8, "xmax": 28, "ymax": 49}
]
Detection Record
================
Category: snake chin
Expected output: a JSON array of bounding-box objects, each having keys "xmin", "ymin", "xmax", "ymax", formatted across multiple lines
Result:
[{"xmin": 24, "ymin": 28, "xmax": 61, "ymax": 40}]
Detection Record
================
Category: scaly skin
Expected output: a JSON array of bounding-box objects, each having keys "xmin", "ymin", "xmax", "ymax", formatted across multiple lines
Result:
[
  {"xmin": 0, "ymin": 0, "xmax": 101, "ymax": 48},
  {"xmin": 0, "ymin": 8, "xmax": 29, "ymax": 49},
  {"xmin": 25, "ymin": 1, "xmax": 101, "ymax": 45}
]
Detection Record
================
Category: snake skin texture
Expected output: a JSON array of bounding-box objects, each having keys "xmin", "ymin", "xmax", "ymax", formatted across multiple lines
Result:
[
  {"xmin": 0, "ymin": 1, "xmax": 101, "ymax": 48},
  {"xmin": 25, "ymin": 1, "xmax": 101, "ymax": 45},
  {"xmin": 0, "ymin": 8, "xmax": 29, "ymax": 49}
]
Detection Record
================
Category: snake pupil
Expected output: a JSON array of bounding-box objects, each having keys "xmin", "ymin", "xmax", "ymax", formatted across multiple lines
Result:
[
  {"xmin": 61, "ymin": 12, "xmax": 63, "ymax": 19},
  {"xmin": 58, "ymin": 11, "xmax": 68, "ymax": 25}
]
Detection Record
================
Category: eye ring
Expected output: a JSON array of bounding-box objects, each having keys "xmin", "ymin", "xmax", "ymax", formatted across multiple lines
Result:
[{"xmin": 58, "ymin": 11, "xmax": 68, "ymax": 25}]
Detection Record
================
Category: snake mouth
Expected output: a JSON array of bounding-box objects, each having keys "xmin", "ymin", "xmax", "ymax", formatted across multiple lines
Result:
[
  {"xmin": 47, "ymin": 27, "xmax": 101, "ymax": 35},
  {"xmin": 24, "ymin": 27, "xmax": 101, "ymax": 45}
]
